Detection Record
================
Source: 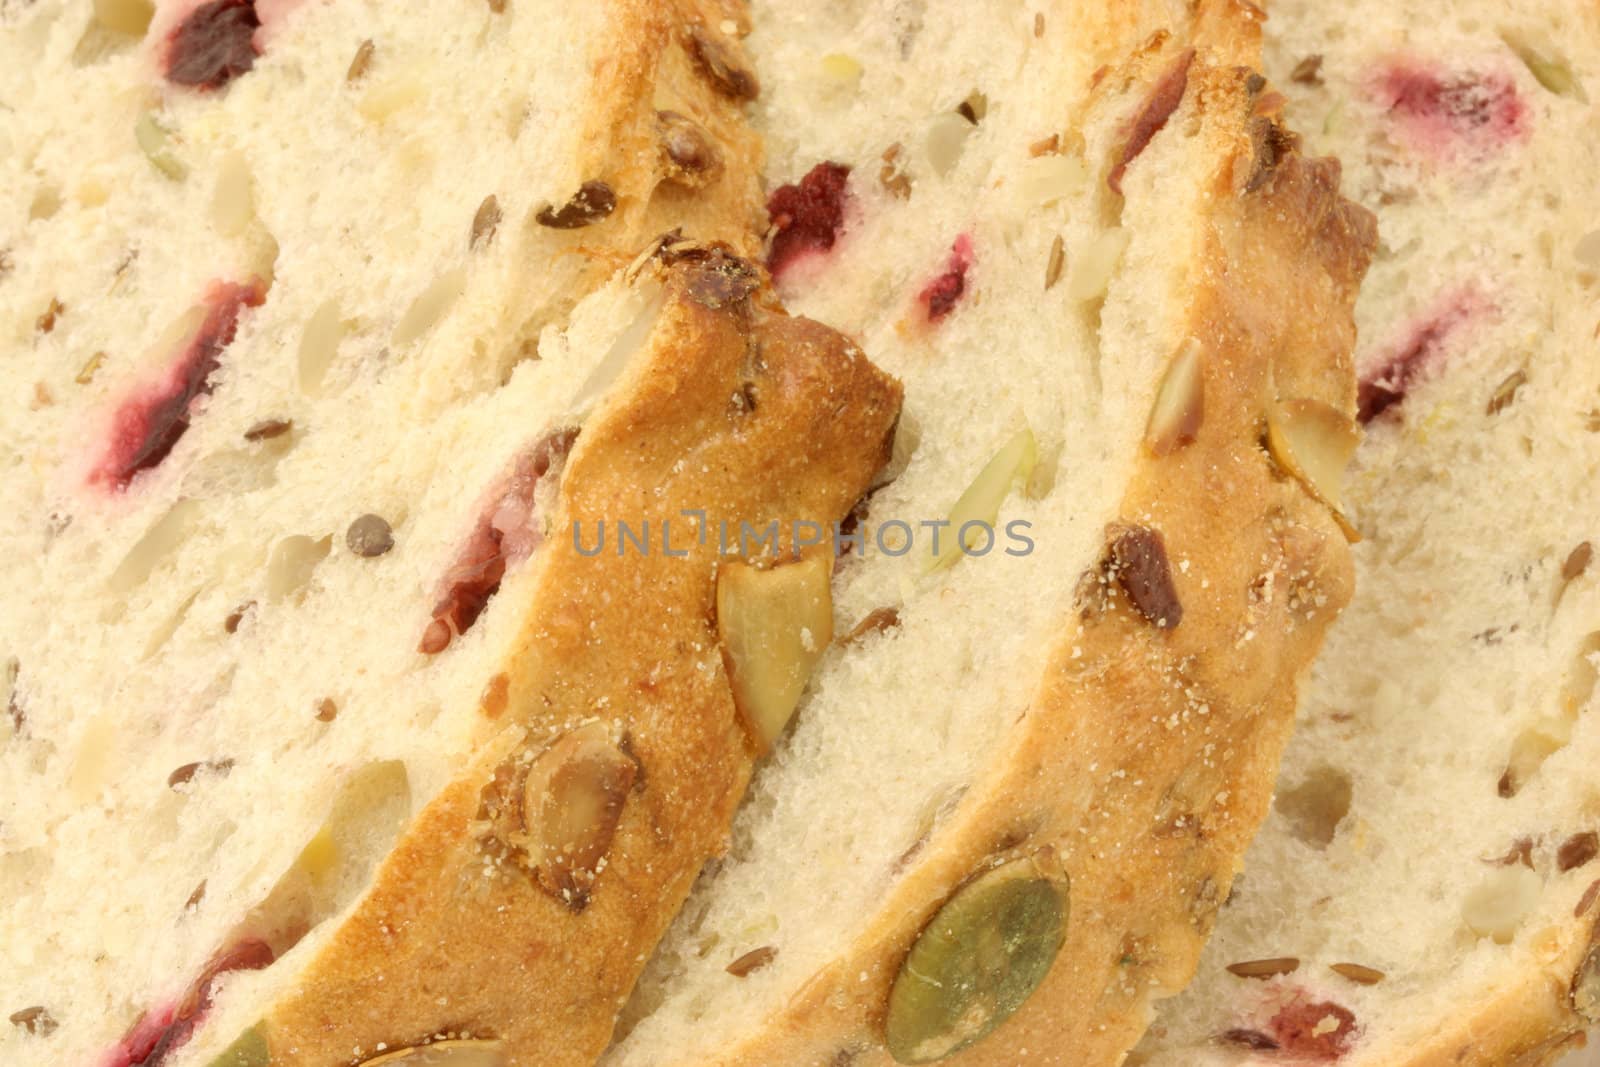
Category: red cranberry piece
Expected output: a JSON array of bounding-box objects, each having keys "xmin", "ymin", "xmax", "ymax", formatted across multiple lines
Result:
[
  {"xmin": 1357, "ymin": 286, "xmax": 1485, "ymax": 423},
  {"xmin": 1374, "ymin": 61, "xmax": 1529, "ymax": 156},
  {"xmin": 92, "ymin": 280, "xmax": 266, "ymax": 491},
  {"xmin": 1268, "ymin": 997, "xmax": 1358, "ymax": 1061},
  {"xmin": 917, "ymin": 233, "xmax": 974, "ymax": 323},
  {"xmin": 421, "ymin": 428, "xmax": 579, "ymax": 654},
  {"xmin": 167, "ymin": 0, "xmax": 261, "ymax": 91},
  {"xmin": 766, "ymin": 162, "xmax": 851, "ymax": 282},
  {"xmin": 105, "ymin": 939, "xmax": 274, "ymax": 1067}
]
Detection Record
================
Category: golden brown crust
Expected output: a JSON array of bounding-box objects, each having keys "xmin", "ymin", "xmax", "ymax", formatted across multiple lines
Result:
[
  {"xmin": 261, "ymin": 256, "xmax": 901, "ymax": 1066},
  {"xmin": 650, "ymin": 45, "xmax": 1374, "ymax": 1067}
]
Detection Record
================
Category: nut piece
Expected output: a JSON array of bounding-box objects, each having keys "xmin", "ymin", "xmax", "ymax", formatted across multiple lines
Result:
[
  {"xmin": 885, "ymin": 850, "xmax": 1069, "ymax": 1064},
  {"xmin": 926, "ymin": 427, "xmax": 1036, "ymax": 573},
  {"xmin": 346, "ymin": 513, "xmax": 395, "ymax": 557},
  {"xmin": 267, "ymin": 534, "xmax": 333, "ymax": 601},
  {"xmin": 518, "ymin": 721, "xmax": 638, "ymax": 910},
  {"xmin": 716, "ymin": 552, "xmax": 834, "ymax": 752},
  {"xmin": 1502, "ymin": 28, "xmax": 1588, "ymax": 101},
  {"xmin": 206, "ymin": 1025, "xmax": 270, "ymax": 1066},
  {"xmin": 1225, "ymin": 957, "xmax": 1300, "ymax": 979},
  {"xmin": 135, "ymin": 112, "xmax": 188, "ymax": 180},
  {"xmin": 535, "ymin": 180, "xmax": 617, "ymax": 229},
  {"xmin": 1265, "ymin": 397, "xmax": 1361, "ymax": 541},
  {"xmin": 1462, "ymin": 865, "xmax": 1542, "ymax": 943},
  {"xmin": 1108, "ymin": 524, "xmax": 1183, "ymax": 629},
  {"xmin": 1145, "ymin": 338, "xmax": 1204, "ymax": 456},
  {"xmin": 357, "ymin": 1040, "xmax": 507, "ymax": 1065},
  {"xmin": 1575, "ymin": 939, "xmax": 1600, "ymax": 1023},
  {"xmin": 1065, "ymin": 227, "xmax": 1129, "ymax": 303}
]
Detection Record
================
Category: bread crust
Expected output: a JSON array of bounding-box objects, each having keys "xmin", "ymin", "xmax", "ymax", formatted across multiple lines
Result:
[
  {"xmin": 638, "ymin": 42, "xmax": 1376, "ymax": 1067},
  {"xmin": 256, "ymin": 255, "xmax": 901, "ymax": 1066}
]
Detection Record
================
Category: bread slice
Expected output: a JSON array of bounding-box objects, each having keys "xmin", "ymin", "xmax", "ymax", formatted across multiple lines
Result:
[
  {"xmin": 0, "ymin": 2, "xmax": 903, "ymax": 1065},
  {"xmin": 1135, "ymin": 2, "xmax": 1600, "ymax": 1065},
  {"xmin": 605, "ymin": 3, "xmax": 1374, "ymax": 1065}
]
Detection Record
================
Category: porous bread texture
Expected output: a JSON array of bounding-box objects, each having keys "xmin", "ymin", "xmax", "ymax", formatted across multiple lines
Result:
[
  {"xmin": 0, "ymin": 0, "xmax": 835, "ymax": 1064},
  {"xmin": 608, "ymin": 3, "xmax": 1371, "ymax": 1065},
  {"xmin": 1137, "ymin": 1, "xmax": 1600, "ymax": 1065}
]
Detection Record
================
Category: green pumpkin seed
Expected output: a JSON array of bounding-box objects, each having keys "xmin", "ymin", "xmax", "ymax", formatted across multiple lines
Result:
[
  {"xmin": 885, "ymin": 851, "xmax": 1068, "ymax": 1063},
  {"xmin": 359, "ymin": 1039, "xmax": 507, "ymax": 1065},
  {"xmin": 1502, "ymin": 29, "xmax": 1589, "ymax": 102},
  {"xmin": 207, "ymin": 1026, "xmax": 270, "ymax": 1067}
]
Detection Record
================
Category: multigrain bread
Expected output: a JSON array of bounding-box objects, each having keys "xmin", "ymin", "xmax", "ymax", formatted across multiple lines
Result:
[
  {"xmin": 1136, "ymin": 2, "xmax": 1600, "ymax": 1065},
  {"xmin": 605, "ymin": 3, "xmax": 1375, "ymax": 1065},
  {"xmin": 0, "ymin": 2, "xmax": 904, "ymax": 1065}
]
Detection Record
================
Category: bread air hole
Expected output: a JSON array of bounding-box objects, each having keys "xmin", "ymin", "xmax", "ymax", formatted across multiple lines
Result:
[{"xmin": 1274, "ymin": 765, "xmax": 1352, "ymax": 848}]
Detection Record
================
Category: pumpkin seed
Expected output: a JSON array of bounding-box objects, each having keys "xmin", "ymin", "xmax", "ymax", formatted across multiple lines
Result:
[
  {"xmin": 885, "ymin": 851, "xmax": 1068, "ymax": 1063},
  {"xmin": 206, "ymin": 1026, "xmax": 270, "ymax": 1067}
]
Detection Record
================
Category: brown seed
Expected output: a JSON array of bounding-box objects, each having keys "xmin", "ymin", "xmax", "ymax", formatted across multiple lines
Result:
[
  {"xmin": 726, "ymin": 945, "xmax": 778, "ymax": 977},
  {"xmin": 845, "ymin": 606, "xmax": 901, "ymax": 644},
  {"xmin": 223, "ymin": 600, "xmax": 254, "ymax": 634},
  {"xmin": 36, "ymin": 297, "xmax": 63, "ymax": 334},
  {"xmin": 419, "ymin": 617, "xmax": 452, "ymax": 655},
  {"xmin": 1108, "ymin": 524, "xmax": 1183, "ymax": 628},
  {"xmin": 1560, "ymin": 831, "xmax": 1600, "ymax": 872},
  {"xmin": 76, "ymin": 351, "xmax": 107, "ymax": 385},
  {"xmin": 956, "ymin": 91, "xmax": 987, "ymax": 124},
  {"xmin": 487, "ymin": 0, "xmax": 506, "ymax": 11},
  {"xmin": 684, "ymin": 24, "xmax": 759, "ymax": 101},
  {"xmin": 535, "ymin": 180, "xmax": 617, "ymax": 229},
  {"xmin": 1487, "ymin": 837, "xmax": 1536, "ymax": 868},
  {"xmin": 346, "ymin": 38, "xmax": 374, "ymax": 82},
  {"xmin": 470, "ymin": 194, "xmax": 502, "ymax": 249},
  {"xmin": 346, "ymin": 513, "xmax": 395, "ymax": 558},
  {"xmin": 878, "ymin": 143, "xmax": 912, "ymax": 199},
  {"xmin": 1576, "ymin": 878, "xmax": 1600, "ymax": 918},
  {"xmin": 1219, "ymin": 1029, "xmax": 1279, "ymax": 1051},
  {"xmin": 1245, "ymin": 72, "xmax": 1267, "ymax": 94},
  {"xmin": 243, "ymin": 418, "xmax": 291, "ymax": 441},
  {"xmin": 657, "ymin": 111, "xmax": 720, "ymax": 186},
  {"xmin": 1029, "ymin": 133, "xmax": 1060, "ymax": 157},
  {"xmin": 9, "ymin": 1006, "xmax": 57, "ymax": 1036},
  {"xmin": 1290, "ymin": 55, "xmax": 1324, "ymax": 85},
  {"xmin": 1330, "ymin": 962, "xmax": 1385, "ymax": 985},
  {"xmin": 1033, "ymin": 12, "xmax": 1044, "ymax": 37},
  {"xmin": 167, "ymin": 759, "xmax": 233, "ymax": 789},
  {"xmin": 185, "ymin": 880, "xmax": 207, "ymax": 910},
  {"xmin": 314, "ymin": 698, "xmax": 338, "ymax": 722},
  {"xmin": 1564, "ymin": 542, "xmax": 1593, "ymax": 582},
  {"xmin": 1043, "ymin": 235, "xmax": 1065, "ymax": 291},
  {"xmin": 1226, "ymin": 956, "xmax": 1300, "ymax": 979},
  {"xmin": 1487, "ymin": 369, "xmax": 1527, "ymax": 414}
]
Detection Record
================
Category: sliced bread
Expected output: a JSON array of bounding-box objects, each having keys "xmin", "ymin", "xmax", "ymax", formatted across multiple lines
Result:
[
  {"xmin": 605, "ymin": 2, "xmax": 1375, "ymax": 1064},
  {"xmin": 1136, "ymin": 1, "xmax": 1600, "ymax": 1064},
  {"xmin": 0, "ymin": 1, "xmax": 903, "ymax": 1065}
]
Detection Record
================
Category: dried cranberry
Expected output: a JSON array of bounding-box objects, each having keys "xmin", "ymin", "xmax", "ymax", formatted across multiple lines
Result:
[
  {"xmin": 917, "ymin": 234, "xmax": 974, "ymax": 323},
  {"xmin": 105, "ymin": 940, "xmax": 273, "ymax": 1067},
  {"xmin": 1268, "ymin": 997, "xmax": 1358, "ymax": 1061},
  {"xmin": 1374, "ymin": 61, "xmax": 1529, "ymax": 157},
  {"xmin": 1358, "ymin": 287, "xmax": 1485, "ymax": 423},
  {"xmin": 766, "ymin": 162, "xmax": 850, "ymax": 282},
  {"xmin": 92, "ymin": 280, "xmax": 265, "ymax": 490},
  {"xmin": 167, "ymin": 0, "xmax": 260, "ymax": 90},
  {"xmin": 421, "ymin": 428, "xmax": 578, "ymax": 654}
]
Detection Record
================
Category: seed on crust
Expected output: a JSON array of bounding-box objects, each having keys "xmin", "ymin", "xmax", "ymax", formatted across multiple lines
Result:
[{"xmin": 516, "ymin": 721, "xmax": 638, "ymax": 910}]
